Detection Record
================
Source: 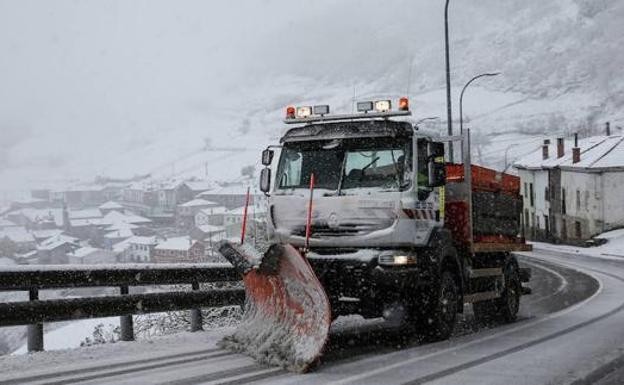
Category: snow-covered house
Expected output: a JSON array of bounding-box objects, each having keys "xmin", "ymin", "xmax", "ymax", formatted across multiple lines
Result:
[
  {"xmin": 195, "ymin": 184, "xmax": 254, "ymax": 210},
  {"xmin": 514, "ymin": 133, "xmax": 624, "ymax": 244},
  {"xmin": 68, "ymin": 247, "xmax": 117, "ymax": 264},
  {"xmin": 37, "ymin": 234, "xmax": 80, "ymax": 264},
  {"xmin": 194, "ymin": 206, "xmax": 228, "ymax": 227},
  {"xmin": 116, "ymin": 236, "xmax": 159, "ymax": 263},
  {"xmin": 153, "ymin": 236, "xmax": 205, "ymax": 263},
  {"xmin": 176, "ymin": 199, "xmax": 220, "ymax": 228},
  {"xmin": 98, "ymin": 201, "xmax": 124, "ymax": 215},
  {"xmin": 0, "ymin": 227, "xmax": 36, "ymax": 253}
]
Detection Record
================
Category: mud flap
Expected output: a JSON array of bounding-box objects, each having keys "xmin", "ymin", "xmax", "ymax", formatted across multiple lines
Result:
[{"xmin": 217, "ymin": 241, "xmax": 331, "ymax": 373}]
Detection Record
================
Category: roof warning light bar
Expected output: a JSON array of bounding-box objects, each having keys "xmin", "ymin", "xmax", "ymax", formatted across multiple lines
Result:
[{"xmin": 284, "ymin": 97, "xmax": 412, "ymax": 124}]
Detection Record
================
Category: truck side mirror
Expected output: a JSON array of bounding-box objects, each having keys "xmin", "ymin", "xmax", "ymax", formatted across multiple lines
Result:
[
  {"xmin": 427, "ymin": 142, "xmax": 445, "ymax": 160},
  {"xmin": 260, "ymin": 168, "xmax": 272, "ymax": 193},
  {"xmin": 427, "ymin": 161, "xmax": 446, "ymax": 187},
  {"xmin": 262, "ymin": 149, "xmax": 274, "ymax": 166}
]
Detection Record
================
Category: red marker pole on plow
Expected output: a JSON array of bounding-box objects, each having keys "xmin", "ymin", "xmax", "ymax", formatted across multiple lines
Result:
[
  {"xmin": 304, "ymin": 173, "xmax": 315, "ymax": 252},
  {"xmin": 240, "ymin": 186, "xmax": 251, "ymax": 245}
]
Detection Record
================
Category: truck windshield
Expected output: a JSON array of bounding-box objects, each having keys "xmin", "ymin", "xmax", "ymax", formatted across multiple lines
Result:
[{"xmin": 276, "ymin": 137, "xmax": 411, "ymax": 192}]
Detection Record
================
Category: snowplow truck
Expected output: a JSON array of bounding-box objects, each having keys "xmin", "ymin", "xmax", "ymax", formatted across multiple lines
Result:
[{"xmin": 219, "ymin": 98, "xmax": 531, "ymax": 372}]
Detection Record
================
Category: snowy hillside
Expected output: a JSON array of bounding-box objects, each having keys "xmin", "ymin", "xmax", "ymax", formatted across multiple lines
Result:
[{"xmin": 1, "ymin": 0, "xmax": 623, "ymax": 190}]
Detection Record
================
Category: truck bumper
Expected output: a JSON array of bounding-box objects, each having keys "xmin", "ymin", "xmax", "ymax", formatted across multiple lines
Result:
[{"xmin": 307, "ymin": 249, "xmax": 432, "ymax": 318}]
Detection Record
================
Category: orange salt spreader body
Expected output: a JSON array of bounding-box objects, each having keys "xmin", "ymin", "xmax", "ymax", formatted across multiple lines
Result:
[{"xmin": 218, "ymin": 242, "xmax": 331, "ymax": 373}]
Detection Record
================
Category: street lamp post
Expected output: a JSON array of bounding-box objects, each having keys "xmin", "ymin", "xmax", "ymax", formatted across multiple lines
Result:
[
  {"xmin": 414, "ymin": 116, "xmax": 440, "ymax": 130},
  {"xmin": 459, "ymin": 72, "xmax": 501, "ymax": 135},
  {"xmin": 444, "ymin": 0, "xmax": 453, "ymax": 162},
  {"xmin": 503, "ymin": 143, "xmax": 519, "ymax": 172}
]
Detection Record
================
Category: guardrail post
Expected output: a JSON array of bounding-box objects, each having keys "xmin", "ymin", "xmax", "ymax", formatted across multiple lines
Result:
[
  {"xmin": 190, "ymin": 282, "xmax": 203, "ymax": 332},
  {"xmin": 119, "ymin": 286, "xmax": 134, "ymax": 341},
  {"xmin": 27, "ymin": 289, "xmax": 44, "ymax": 352}
]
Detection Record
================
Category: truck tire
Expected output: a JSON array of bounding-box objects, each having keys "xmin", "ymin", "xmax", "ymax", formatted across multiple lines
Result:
[
  {"xmin": 420, "ymin": 271, "xmax": 458, "ymax": 341},
  {"xmin": 473, "ymin": 262, "xmax": 521, "ymax": 325}
]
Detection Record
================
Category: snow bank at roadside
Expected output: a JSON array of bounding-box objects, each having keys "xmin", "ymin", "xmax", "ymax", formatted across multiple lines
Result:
[{"xmin": 531, "ymin": 229, "xmax": 624, "ymax": 261}]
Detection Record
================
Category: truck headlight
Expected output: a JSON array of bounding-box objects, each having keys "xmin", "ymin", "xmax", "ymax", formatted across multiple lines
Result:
[{"xmin": 378, "ymin": 254, "xmax": 417, "ymax": 266}]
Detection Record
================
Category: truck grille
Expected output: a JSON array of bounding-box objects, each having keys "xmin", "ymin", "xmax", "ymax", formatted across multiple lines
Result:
[{"xmin": 293, "ymin": 223, "xmax": 384, "ymax": 237}]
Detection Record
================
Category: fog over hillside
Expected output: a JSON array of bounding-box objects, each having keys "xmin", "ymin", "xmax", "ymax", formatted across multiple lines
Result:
[{"xmin": 1, "ymin": 0, "xmax": 623, "ymax": 190}]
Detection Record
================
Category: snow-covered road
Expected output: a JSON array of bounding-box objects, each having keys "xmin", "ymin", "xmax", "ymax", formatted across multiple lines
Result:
[{"xmin": 2, "ymin": 249, "xmax": 624, "ymax": 385}]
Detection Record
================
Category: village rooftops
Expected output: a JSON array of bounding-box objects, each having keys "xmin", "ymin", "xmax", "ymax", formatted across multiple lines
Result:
[
  {"xmin": 179, "ymin": 199, "xmax": 219, "ymax": 208},
  {"xmin": 68, "ymin": 246, "xmax": 100, "ymax": 258},
  {"xmin": 99, "ymin": 201, "xmax": 124, "ymax": 210},
  {"xmin": 155, "ymin": 236, "xmax": 197, "ymax": 251},
  {"xmin": 514, "ymin": 135, "xmax": 624, "ymax": 171}
]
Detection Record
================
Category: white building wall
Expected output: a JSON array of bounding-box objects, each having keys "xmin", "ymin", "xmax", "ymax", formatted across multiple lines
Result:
[
  {"xmin": 518, "ymin": 169, "xmax": 550, "ymax": 234},
  {"xmin": 601, "ymin": 171, "xmax": 624, "ymax": 230},
  {"xmin": 561, "ymin": 171, "xmax": 604, "ymax": 238}
]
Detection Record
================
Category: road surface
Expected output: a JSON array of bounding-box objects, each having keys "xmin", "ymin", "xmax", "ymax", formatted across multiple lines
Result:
[{"xmin": 2, "ymin": 248, "xmax": 624, "ymax": 385}]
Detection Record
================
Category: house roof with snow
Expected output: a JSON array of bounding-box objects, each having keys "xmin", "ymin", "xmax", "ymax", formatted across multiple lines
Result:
[
  {"xmin": 39, "ymin": 234, "xmax": 80, "ymax": 250},
  {"xmin": 17, "ymin": 208, "xmax": 64, "ymax": 227},
  {"xmin": 31, "ymin": 229, "xmax": 64, "ymax": 240},
  {"xmin": 179, "ymin": 198, "xmax": 219, "ymax": 208},
  {"xmin": 99, "ymin": 210, "xmax": 151, "ymax": 226},
  {"xmin": 99, "ymin": 201, "xmax": 124, "ymax": 210},
  {"xmin": 0, "ymin": 218, "xmax": 18, "ymax": 228},
  {"xmin": 70, "ymin": 218, "xmax": 103, "ymax": 227},
  {"xmin": 226, "ymin": 205, "xmax": 267, "ymax": 216},
  {"xmin": 513, "ymin": 135, "xmax": 624, "ymax": 171},
  {"xmin": 197, "ymin": 206, "xmax": 228, "ymax": 216},
  {"xmin": 196, "ymin": 225, "xmax": 226, "ymax": 234},
  {"xmin": 105, "ymin": 228, "xmax": 134, "ymax": 239},
  {"xmin": 0, "ymin": 227, "xmax": 35, "ymax": 244},
  {"xmin": 197, "ymin": 184, "xmax": 252, "ymax": 197},
  {"xmin": 128, "ymin": 236, "xmax": 158, "ymax": 245},
  {"xmin": 69, "ymin": 247, "xmax": 105, "ymax": 258},
  {"xmin": 68, "ymin": 208, "xmax": 103, "ymax": 220},
  {"xmin": 183, "ymin": 180, "xmax": 213, "ymax": 192},
  {"xmin": 155, "ymin": 236, "xmax": 197, "ymax": 251}
]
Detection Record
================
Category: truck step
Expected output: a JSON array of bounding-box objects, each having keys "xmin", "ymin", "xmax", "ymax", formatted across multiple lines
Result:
[
  {"xmin": 468, "ymin": 267, "xmax": 502, "ymax": 278},
  {"xmin": 464, "ymin": 291, "xmax": 500, "ymax": 303}
]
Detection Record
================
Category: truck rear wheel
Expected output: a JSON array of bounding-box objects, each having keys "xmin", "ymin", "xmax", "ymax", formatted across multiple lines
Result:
[
  {"xmin": 474, "ymin": 262, "xmax": 521, "ymax": 325},
  {"xmin": 420, "ymin": 271, "xmax": 458, "ymax": 341}
]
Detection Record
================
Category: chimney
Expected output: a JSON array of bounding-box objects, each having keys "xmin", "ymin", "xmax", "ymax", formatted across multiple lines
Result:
[
  {"xmin": 542, "ymin": 144, "xmax": 549, "ymax": 160},
  {"xmin": 572, "ymin": 133, "xmax": 581, "ymax": 164},
  {"xmin": 606, "ymin": 121, "xmax": 611, "ymax": 136},
  {"xmin": 557, "ymin": 138, "xmax": 565, "ymax": 158}
]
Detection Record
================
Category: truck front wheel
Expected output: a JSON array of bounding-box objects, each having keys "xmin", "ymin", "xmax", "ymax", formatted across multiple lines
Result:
[{"xmin": 420, "ymin": 270, "xmax": 458, "ymax": 341}]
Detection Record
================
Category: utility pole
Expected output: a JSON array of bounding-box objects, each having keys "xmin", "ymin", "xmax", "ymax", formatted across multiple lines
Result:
[{"xmin": 444, "ymin": 0, "xmax": 454, "ymax": 162}]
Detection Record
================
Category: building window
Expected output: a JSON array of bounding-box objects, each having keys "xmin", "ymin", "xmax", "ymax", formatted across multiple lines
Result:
[
  {"xmin": 562, "ymin": 188, "xmax": 567, "ymax": 214},
  {"xmin": 576, "ymin": 190, "xmax": 581, "ymax": 211},
  {"xmin": 584, "ymin": 191, "xmax": 589, "ymax": 211},
  {"xmin": 545, "ymin": 187, "xmax": 549, "ymax": 202},
  {"xmin": 524, "ymin": 183, "xmax": 528, "ymax": 198},
  {"xmin": 529, "ymin": 183, "xmax": 534, "ymax": 207},
  {"xmin": 575, "ymin": 221, "xmax": 582, "ymax": 238},
  {"xmin": 544, "ymin": 215, "xmax": 549, "ymax": 234}
]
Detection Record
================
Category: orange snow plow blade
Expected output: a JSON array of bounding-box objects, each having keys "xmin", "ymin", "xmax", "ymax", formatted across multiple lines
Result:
[{"xmin": 217, "ymin": 241, "xmax": 331, "ymax": 373}]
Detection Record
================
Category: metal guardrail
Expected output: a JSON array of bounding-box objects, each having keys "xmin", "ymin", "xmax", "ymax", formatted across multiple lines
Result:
[{"xmin": 0, "ymin": 263, "xmax": 244, "ymax": 352}]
